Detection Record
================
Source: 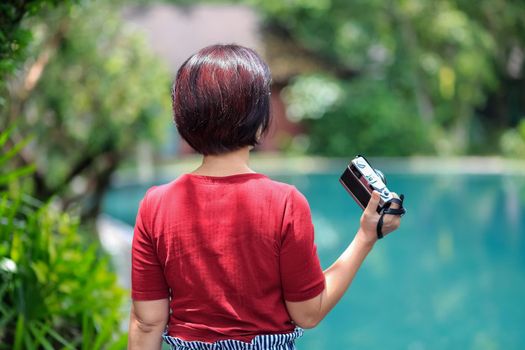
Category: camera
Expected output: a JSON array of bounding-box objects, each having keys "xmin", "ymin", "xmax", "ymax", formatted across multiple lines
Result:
[{"xmin": 340, "ymin": 155, "xmax": 394, "ymax": 212}]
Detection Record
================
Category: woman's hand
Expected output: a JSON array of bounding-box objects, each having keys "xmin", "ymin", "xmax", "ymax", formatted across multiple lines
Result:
[{"xmin": 357, "ymin": 191, "xmax": 402, "ymax": 247}]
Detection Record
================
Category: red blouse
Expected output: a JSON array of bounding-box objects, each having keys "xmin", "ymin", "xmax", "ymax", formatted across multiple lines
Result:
[{"xmin": 131, "ymin": 173, "xmax": 325, "ymax": 342}]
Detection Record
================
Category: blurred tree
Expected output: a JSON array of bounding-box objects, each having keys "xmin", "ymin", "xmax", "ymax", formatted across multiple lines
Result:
[
  {"xmin": 500, "ymin": 119, "xmax": 525, "ymax": 157},
  {"xmin": 1, "ymin": 2, "xmax": 140, "ymax": 346},
  {"xmin": 1, "ymin": 0, "xmax": 77, "ymax": 116},
  {"xmin": 283, "ymin": 75, "xmax": 430, "ymax": 156},
  {"xmin": 3, "ymin": 0, "xmax": 170, "ymax": 220},
  {"xmin": 0, "ymin": 1, "xmax": 72, "ymax": 83},
  {"xmin": 240, "ymin": 0, "xmax": 525, "ymax": 156},
  {"xmin": 455, "ymin": 0, "xmax": 525, "ymax": 154}
]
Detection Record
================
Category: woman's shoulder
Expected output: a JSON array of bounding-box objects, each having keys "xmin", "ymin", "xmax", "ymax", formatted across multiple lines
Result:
[
  {"xmin": 140, "ymin": 173, "xmax": 307, "ymax": 206},
  {"xmin": 256, "ymin": 176, "xmax": 309, "ymax": 205},
  {"xmin": 139, "ymin": 180, "xmax": 176, "ymax": 208},
  {"xmin": 258, "ymin": 175, "xmax": 294, "ymax": 190}
]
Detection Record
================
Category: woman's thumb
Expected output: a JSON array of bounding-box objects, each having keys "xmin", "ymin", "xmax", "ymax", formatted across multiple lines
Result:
[{"xmin": 365, "ymin": 191, "xmax": 381, "ymax": 215}]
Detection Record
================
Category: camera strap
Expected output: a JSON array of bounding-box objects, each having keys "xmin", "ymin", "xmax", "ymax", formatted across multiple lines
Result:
[{"xmin": 377, "ymin": 194, "xmax": 406, "ymax": 239}]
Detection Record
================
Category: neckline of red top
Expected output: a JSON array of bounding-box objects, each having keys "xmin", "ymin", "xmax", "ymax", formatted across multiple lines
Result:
[{"xmin": 182, "ymin": 172, "xmax": 268, "ymax": 184}]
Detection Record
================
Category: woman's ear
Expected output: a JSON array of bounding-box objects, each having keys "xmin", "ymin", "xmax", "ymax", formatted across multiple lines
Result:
[{"xmin": 255, "ymin": 126, "xmax": 263, "ymax": 143}]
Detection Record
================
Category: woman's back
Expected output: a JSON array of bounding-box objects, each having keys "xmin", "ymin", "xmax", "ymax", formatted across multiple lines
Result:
[
  {"xmin": 127, "ymin": 44, "xmax": 403, "ymax": 350},
  {"xmin": 132, "ymin": 173, "xmax": 325, "ymax": 343}
]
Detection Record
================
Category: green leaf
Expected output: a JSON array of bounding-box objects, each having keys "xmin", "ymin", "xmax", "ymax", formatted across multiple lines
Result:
[
  {"xmin": 10, "ymin": 230, "xmax": 22, "ymax": 263},
  {"xmin": 30, "ymin": 260, "xmax": 49, "ymax": 283},
  {"xmin": 105, "ymin": 333, "xmax": 129, "ymax": 350},
  {"xmin": 0, "ymin": 124, "xmax": 15, "ymax": 149},
  {"xmin": 44, "ymin": 324, "xmax": 76, "ymax": 349},
  {"xmin": 13, "ymin": 314, "xmax": 25, "ymax": 350},
  {"xmin": 23, "ymin": 332, "xmax": 35, "ymax": 350},
  {"xmin": 81, "ymin": 312, "xmax": 93, "ymax": 350},
  {"xmin": 0, "ymin": 164, "xmax": 36, "ymax": 185},
  {"xmin": 28, "ymin": 323, "xmax": 55, "ymax": 350},
  {"xmin": 0, "ymin": 306, "xmax": 16, "ymax": 331},
  {"xmin": 0, "ymin": 134, "xmax": 33, "ymax": 168}
]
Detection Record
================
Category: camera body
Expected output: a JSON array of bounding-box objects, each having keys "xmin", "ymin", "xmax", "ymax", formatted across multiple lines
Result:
[{"xmin": 340, "ymin": 155, "xmax": 394, "ymax": 212}]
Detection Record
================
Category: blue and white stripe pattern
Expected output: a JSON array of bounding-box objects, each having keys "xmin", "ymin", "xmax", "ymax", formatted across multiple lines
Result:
[{"xmin": 162, "ymin": 327, "xmax": 304, "ymax": 350}]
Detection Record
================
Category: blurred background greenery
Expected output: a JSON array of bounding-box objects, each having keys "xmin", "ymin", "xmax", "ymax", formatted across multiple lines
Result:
[{"xmin": 1, "ymin": 0, "xmax": 524, "ymax": 349}]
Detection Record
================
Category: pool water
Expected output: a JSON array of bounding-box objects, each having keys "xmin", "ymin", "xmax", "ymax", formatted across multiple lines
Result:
[{"xmin": 103, "ymin": 171, "xmax": 525, "ymax": 349}]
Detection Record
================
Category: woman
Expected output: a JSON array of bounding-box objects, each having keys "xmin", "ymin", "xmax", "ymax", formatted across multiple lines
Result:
[{"xmin": 127, "ymin": 44, "xmax": 403, "ymax": 350}]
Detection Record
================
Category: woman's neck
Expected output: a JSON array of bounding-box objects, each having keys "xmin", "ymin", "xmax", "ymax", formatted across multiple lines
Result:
[{"xmin": 191, "ymin": 146, "xmax": 255, "ymax": 177}]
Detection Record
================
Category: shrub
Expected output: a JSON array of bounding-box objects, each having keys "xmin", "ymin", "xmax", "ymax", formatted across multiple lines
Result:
[{"xmin": 0, "ymin": 126, "xmax": 127, "ymax": 350}]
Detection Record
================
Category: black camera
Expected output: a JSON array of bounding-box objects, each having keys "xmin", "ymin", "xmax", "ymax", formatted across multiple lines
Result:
[{"xmin": 340, "ymin": 155, "xmax": 394, "ymax": 212}]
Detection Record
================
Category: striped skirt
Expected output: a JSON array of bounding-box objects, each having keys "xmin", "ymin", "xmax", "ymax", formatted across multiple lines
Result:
[{"xmin": 162, "ymin": 327, "xmax": 304, "ymax": 350}]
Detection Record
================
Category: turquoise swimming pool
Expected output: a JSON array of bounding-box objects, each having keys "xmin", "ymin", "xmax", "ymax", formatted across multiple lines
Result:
[{"xmin": 103, "ymin": 163, "xmax": 525, "ymax": 349}]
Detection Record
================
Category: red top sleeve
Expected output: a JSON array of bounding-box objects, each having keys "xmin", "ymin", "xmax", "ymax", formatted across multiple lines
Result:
[
  {"xmin": 280, "ymin": 187, "xmax": 326, "ymax": 302},
  {"xmin": 131, "ymin": 188, "xmax": 170, "ymax": 301}
]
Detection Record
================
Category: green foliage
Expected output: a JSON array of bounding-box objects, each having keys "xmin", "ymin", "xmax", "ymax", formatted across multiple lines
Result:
[
  {"xmin": 283, "ymin": 74, "xmax": 431, "ymax": 156},
  {"xmin": 31, "ymin": 1, "xmax": 169, "ymax": 153},
  {"xmin": 0, "ymin": 195, "xmax": 128, "ymax": 350},
  {"xmin": 42, "ymin": 3, "xmax": 166, "ymax": 146},
  {"xmin": 4, "ymin": 0, "xmax": 170, "ymax": 216},
  {"xmin": 0, "ymin": 129, "xmax": 128, "ymax": 349},
  {"xmin": 500, "ymin": 118, "xmax": 525, "ymax": 158},
  {"xmin": 0, "ymin": 0, "xmax": 74, "ymax": 85},
  {"xmin": 0, "ymin": 125, "xmax": 35, "ymax": 185},
  {"xmin": 243, "ymin": 0, "xmax": 525, "ymax": 156}
]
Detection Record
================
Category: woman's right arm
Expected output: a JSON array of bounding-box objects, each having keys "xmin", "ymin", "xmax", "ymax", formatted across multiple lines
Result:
[
  {"xmin": 285, "ymin": 191, "xmax": 401, "ymax": 328},
  {"xmin": 128, "ymin": 299, "xmax": 169, "ymax": 350}
]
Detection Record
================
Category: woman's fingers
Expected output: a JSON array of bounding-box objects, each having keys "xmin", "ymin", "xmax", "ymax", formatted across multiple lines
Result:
[
  {"xmin": 388, "ymin": 192, "xmax": 401, "ymax": 209},
  {"xmin": 359, "ymin": 191, "xmax": 381, "ymax": 242},
  {"xmin": 380, "ymin": 192, "xmax": 403, "ymax": 236},
  {"xmin": 382, "ymin": 216, "xmax": 401, "ymax": 236},
  {"xmin": 360, "ymin": 191, "xmax": 403, "ymax": 240}
]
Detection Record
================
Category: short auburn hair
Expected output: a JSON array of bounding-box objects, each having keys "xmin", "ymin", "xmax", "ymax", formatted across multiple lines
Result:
[{"xmin": 172, "ymin": 44, "xmax": 272, "ymax": 155}]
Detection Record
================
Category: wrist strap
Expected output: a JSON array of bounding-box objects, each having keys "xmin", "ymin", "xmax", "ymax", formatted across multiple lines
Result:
[{"xmin": 376, "ymin": 194, "xmax": 406, "ymax": 239}]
